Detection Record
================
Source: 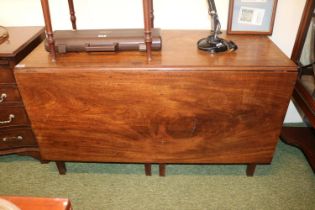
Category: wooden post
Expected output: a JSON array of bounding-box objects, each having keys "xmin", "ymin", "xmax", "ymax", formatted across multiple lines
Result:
[
  {"xmin": 68, "ymin": 0, "xmax": 77, "ymax": 30},
  {"xmin": 56, "ymin": 161, "xmax": 67, "ymax": 175},
  {"xmin": 40, "ymin": 0, "xmax": 56, "ymax": 62},
  {"xmin": 143, "ymin": 0, "xmax": 153, "ymax": 62},
  {"xmin": 159, "ymin": 164, "xmax": 166, "ymax": 177},
  {"xmin": 144, "ymin": 164, "xmax": 152, "ymax": 176},
  {"xmin": 246, "ymin": 164, "xmax": 256, "ymax": 177}
]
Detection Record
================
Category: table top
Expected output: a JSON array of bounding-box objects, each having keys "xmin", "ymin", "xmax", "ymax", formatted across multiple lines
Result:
[
  {"xmin": 16, "ymin": 30, "xmax": 296, "ymax": 72},
  {"xmin": 0, "ymin": 26, "xmax": 44, "ymax": 58}
]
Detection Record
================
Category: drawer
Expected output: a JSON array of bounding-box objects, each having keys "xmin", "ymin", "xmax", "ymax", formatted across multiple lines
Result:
[
  {"xmin": 0, "ymin": 127, "xmax": 37, "ymax": 150},
  {"xmin": 0, "ymin": 106, "xmax": 29, "ymax": 128},
  {"xmin": 0, "ymin": 85, "xmax": 22, "ymax": 105},
  {"xmin": 0, "ymin": 68, "xmax": 15, "ymax": 84}
]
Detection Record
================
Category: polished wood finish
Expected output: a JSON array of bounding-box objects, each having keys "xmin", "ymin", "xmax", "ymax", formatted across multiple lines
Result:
[
  {"xmin": 0, "ymin": 27, "xmax": 45, "ymax": 59},
  {"xmin": 0, "ymin": 27, "xmax": 44, "ymax": 160},
  {"xmin": 0, "ymin": 27, "xmax": 45, "ymax": 69},
  {"xmin": 143, "ymin": 0, "xmax": 153, "ymax": 61},
  {"xmin": 15, "ymin": 70, "xmax": 295, "ymax": 163},
  {"xmin": 280, "ymin": 0, "xmax": 315, "ymax": 173},
  {"xmin": 40, "ymin": 0, "xmax": 154, "ymax": 62},
  {"xmin": 0, "ymin": 85, "xmax": 22, "ymax": 105},
  {"xmin": 0, "ymin": 68, "xmax": 15, "ymax": 84},
  {"xmin": 40, "ymin": 0, "xmax": 56, "ymax": 62},
  {"xmin": 0, "ymin": 106, "xmax": 30, "ymax": 128},
  {"xmin": 16, "ymin": 31, "xmax": 295, "ymax": 69},
  {"xmin": 15, "ymin": 30, "xmax": 297, "ymax": 176},
  {"xmin": 0, "ymin": 196, "xmax": 72, "ymax": 210},
  {"xmin": 0, "ymin": 127, "xmax": 37, "ymax": 150}
]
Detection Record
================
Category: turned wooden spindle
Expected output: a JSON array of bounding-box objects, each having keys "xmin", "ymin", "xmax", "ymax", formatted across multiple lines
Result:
[
  {"xmin": 40, "ymin": 0, "xmax": 56, "ymax": 62},
  {"xmin": 68, "ymin": 0, "xmax": 77, "ymax": 30},
  {"xmin": 41, "ymin": 0, "xmax": 155, "ymax": 62},
  {"xmin": 143, "ymin": 0, "xmax": 153, "ymax": 62}
]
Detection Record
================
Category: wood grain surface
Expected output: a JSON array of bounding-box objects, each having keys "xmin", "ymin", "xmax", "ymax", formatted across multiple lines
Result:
[
  {"xmin": 14, "ymin": 30, "xmax": 297, "ymax": 165},
  {"xmin": 0, "ymin": 85, "xmax": 22, "ymax": 105},
  {"xmin": 0, "ymin": 106, "xmax": 30, "ymax": 129},
  {"xmin": 0, "ymin": 68, "xmax": 15, "ymax": 84},
  {"xmin": 16, "ymin": 70, "xmax": 296, "ymax": 163}
]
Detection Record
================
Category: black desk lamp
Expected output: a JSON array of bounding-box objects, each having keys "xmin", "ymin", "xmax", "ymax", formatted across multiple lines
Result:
[{"xmin": 198, "ymin": 0, "xmax": 237, "ymax": 53}]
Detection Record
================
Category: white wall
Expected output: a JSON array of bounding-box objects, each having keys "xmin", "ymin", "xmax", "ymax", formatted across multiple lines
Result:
[
  {"xmin": 0, "ymin": 0, "xmax": 306, "ymax": 122},
  {"xmin": 270, "ymin": 0, "xmax": 306, "ymax": 123}
]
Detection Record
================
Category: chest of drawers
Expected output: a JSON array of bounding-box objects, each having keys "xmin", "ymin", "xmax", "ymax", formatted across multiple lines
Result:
[
  {"xmin": 15, "ymin": 30, "xmax": 297, "ymax": 176},
  {"xmin": 0, "ymin": 27, "xmax": 44, "ymax": 159}
]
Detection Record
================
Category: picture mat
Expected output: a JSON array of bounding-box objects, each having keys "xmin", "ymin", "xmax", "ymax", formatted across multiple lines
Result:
[{"xmin": 231, "ymin": 0, "xmax": 275, "ymax": 32}]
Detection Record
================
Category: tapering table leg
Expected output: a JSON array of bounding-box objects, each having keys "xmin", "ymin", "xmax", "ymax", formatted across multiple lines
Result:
[
  {"xmin": 68, "ymin": 0, "xmax": 77, "ymax": 30},
  {"xmin": 246, "ymin": 164, "xmax": 256, "ymax": 176},
  {"xmin": 159, "ymin": 164, "xmax": 166, "ymax": 177},
  {"xmin": 56, "ymin": 161, "xmax": 67, "ymax": 175},
  {"xmin": 143, "ymin": 0, "xmax": 153, "ymax": 62},
  {"xmin": 40, "ymin": 0, "xmax": 56, "ymax": 62},
  {"xmin": 144, "ymin": 164, "xmax": 152, "ymax": 176}
]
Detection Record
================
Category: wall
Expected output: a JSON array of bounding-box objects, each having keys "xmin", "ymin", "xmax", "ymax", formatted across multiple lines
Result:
[
  {"xmin": 0, "ymin": 0, "xmax": 307, "ymax": 122},
  {"xmin": 269, "ymin": 0, "xmax": 306, "ymax": 123}
]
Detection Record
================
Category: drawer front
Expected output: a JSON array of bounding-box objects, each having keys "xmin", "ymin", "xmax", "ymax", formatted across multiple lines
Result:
[
  {"xmin": 0, "ymin": 106, "xmax": 29, "ymax": 128},
  {"xmin": 0, "ymin": 69, "xmax": 15, "ymax": 84},
  {"xmin": 0, "ymin": 85, "xmax": 22, "ymax": 105},
  {"xmin": 0, "ymin": 127, "xmax": 37, "ymax": 150}
]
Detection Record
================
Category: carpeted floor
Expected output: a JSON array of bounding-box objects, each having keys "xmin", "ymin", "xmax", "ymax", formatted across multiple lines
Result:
[{"xmin": 0, "ymin": 140, "xmax": 314, "ymax": 210}]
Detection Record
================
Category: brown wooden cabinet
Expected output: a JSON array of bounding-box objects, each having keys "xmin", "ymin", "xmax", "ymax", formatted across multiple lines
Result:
[
  {"xmin": 14, "ymin": 30, "xmax": 297, "ymax": 176},
  {"xmin": 0, "ymin": 27, "xmax": 45, "ymax": 159}
]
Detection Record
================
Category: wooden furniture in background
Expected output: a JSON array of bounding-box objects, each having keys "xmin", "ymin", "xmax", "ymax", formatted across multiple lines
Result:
[
  {"xmin": 280, "ymin": 0, "xmax": 315, "ymax": 173},
  {"xmin": 14, "ymin": 30, "xmax": 297, "ymax": 176},
  {"xmin": 0, "ymin": 27, "xmax": 45, "ymax": 160},
  {"xmin": 40, "ymin": 0, "xmax": 154, "ymax": 61},
  {"xmin": 0, "ymin": 196, "xmax": 72, "ymax": 210}
]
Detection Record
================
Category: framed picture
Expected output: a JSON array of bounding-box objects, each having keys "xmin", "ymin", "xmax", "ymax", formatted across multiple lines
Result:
[{"xmin": 227, "ymin": 0, "xmax": 278, "ymax": 35}]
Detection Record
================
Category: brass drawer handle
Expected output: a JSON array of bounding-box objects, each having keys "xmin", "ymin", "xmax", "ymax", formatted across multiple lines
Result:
[
  {"xmin": 0, "ymin": 114, "xmax": 15, "ymax": 124},
  {"xmin": 0, "ymin": 93, "xmax": 7, "ymax": 103},
  {"xmin": 2, "ymin": 136, "xmax": 23, "ymax": 142}
]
